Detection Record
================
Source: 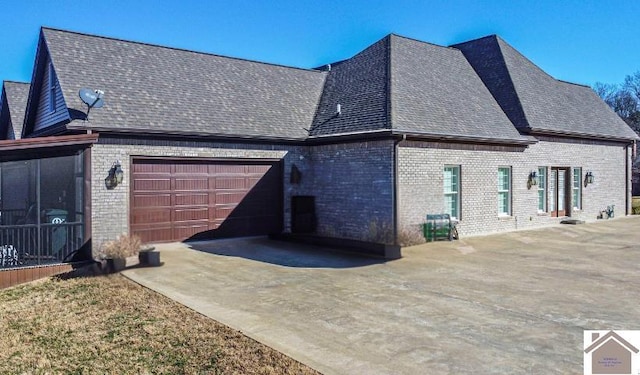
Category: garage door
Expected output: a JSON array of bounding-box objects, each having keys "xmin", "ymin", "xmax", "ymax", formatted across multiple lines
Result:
[{"xmin": 130, "ymin": 159, "xmax": 282, "ymax": 243}]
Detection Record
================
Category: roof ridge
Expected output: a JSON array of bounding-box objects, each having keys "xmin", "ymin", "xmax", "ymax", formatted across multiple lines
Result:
[
  {"xmin": 493, "ymin": 37, "xmax": 558, "ymax": 82},
  {"xmin": 41, "ymin": 26, "xmax": 325, "ymax": 74},
  {"xmin": 385, "ymin": 35, "xmax": 392, "ymax": 130},
  {"xmin": 389, "ymin": 33, "xmax": 457, "ymax": 50},
  {"xmin": 449, "ymin": 34, "xmax": 499, "ymax": 47},
  {"xmin": 556, "ymin": 79, "xmax": 590, "ymax": 88}
]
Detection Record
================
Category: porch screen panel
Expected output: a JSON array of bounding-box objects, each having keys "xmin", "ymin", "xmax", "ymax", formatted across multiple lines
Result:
[{"xmin": 0, "ymin": 151, "xmax": 85, "ymax": 267}]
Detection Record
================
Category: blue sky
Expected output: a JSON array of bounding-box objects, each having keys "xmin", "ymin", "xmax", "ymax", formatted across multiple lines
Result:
[{"xmin": 0, "ymin": 0, "xmax": 638, "ymax": 86}]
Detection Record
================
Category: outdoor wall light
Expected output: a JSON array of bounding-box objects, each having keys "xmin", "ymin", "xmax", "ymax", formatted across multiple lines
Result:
[
  {"xmin": 584, "ymin": 171, "xmax": 594, "ymax": 187},
  {"xmin": 105, "ymin": 160, "xmax": 124, "ymax": 189},
  {"xmin": 527, "ymin": 171, "xmax": 538, "ymax": 190},
  {"xmin": 290, "ymin": 164, "xmax": 302, "ymax": 184}
]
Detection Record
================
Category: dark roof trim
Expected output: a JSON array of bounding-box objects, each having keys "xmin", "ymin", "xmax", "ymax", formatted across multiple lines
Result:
[
  {"xmin": 22, "ymin": 29, "xmax": 46, "ymax": 138},
  {"xmin": 0, "ymin": 133, "xmax": 98, "ymax": 152},
  {"xmin": 68, "ymin": 124, "xmax": 307, "ymax": 143},
  {"xmin": 26, "ymin": 123, "xmax": 69, "ymax": 138},
  {"xmin": 396, "ymin": 130, "xmax": 536, "ymax": 145},
  {"xmin": 306, "ymin": 129, "xmax": 395, "ymax": 145},
  {"xmin": 82, "ymin": 125, "xmax": 539, "ymax": 146},
  {"xmin": 307, "ymin": 129, "xmax": 536, "ymax": 146},
  {"xmin": 525, "ymin": 128, "xmax": 639, "ymax": 143}
]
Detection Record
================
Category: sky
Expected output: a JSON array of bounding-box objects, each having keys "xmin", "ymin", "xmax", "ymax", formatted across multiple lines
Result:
[{"xmin": 0, "ymin": 0, "xmax": 638, "ymax": 87}]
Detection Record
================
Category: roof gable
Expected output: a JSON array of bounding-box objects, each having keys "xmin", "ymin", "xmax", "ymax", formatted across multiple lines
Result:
[
  {"xmin": 0, "ymin": 81, "xmax": 30, "ymax": 140},
  {"xmin": 40, "ymin": 27, "xmax": 327, "ymax": 141},
  {"xmin": 454, "ymin": 35, "xmax": 639, "ymax": 141},
  {"xmin": 22, "ymin": 31, "xmax": 71, "ymax": 138}
]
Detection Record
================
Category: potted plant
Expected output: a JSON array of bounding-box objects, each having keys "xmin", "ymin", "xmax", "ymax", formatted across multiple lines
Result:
[
  {"xmin": 138, "ymin": 244, "xmax": 161, "ymax": 266},
  {"xmin": 99, "ymin": 234, "xmax": 142, "ymax": 273}
]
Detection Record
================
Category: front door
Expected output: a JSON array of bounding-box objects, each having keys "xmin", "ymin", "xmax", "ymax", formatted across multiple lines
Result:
[{"xmin": 549, "ymin": 167, "xmax": 569, "ymax": 217}]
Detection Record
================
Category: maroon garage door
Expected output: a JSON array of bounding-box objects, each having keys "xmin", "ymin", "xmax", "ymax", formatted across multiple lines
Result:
[{"xmin": 130, "ymin": 159, "xmax": 282, "ymax": 243}]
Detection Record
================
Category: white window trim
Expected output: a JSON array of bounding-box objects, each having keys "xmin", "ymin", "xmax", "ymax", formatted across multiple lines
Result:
[
  {"xmin": 538, "ymin": 167, "xmax": 547, "ymax": 213},
  {"xmin": 443, "ymin": 165, "xmax": 461, "ymax": 220},
  {"xmin": 498, "ymin": 167, "xmax": 512, "ymax": 216},
  {"xmin": 572, "ymin": 167, "xmax": 582, "ymax": 210}
]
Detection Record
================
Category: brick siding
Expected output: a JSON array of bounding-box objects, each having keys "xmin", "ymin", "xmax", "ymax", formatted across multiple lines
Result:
[
  {"xmin": 90, "ymin": 137, "xmax": 395, "ymax": 254},
  {"xmin": 398, "ymin": 138, "xmax": 632, "ymax": 238},
  {"xmin": 305, "ymin": 140, "xmax": 394, "ymax": 241},
  {"xmin": 91, "ymin": 138, "xmax": 299, "ymax": 254}
]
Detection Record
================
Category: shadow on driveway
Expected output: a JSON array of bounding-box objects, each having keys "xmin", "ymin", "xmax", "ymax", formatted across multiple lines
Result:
[{"xmin": 187, "ymin": 236, "xmax": 388, "ymax": 269}]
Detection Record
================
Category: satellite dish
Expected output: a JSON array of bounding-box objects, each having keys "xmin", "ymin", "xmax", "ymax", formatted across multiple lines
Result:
[
  {"xmin": 79, "ymin": 88, "xmax": 105, "ymax": 121},
  {"xmin": 79, "ymin": 88, "xmax": 105, "ymax": 108}
]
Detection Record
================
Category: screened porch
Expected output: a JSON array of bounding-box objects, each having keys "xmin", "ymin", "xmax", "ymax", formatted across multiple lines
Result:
[{"xmin": 0, "ymin": 138, "xmax": 91, "ymax": 269}]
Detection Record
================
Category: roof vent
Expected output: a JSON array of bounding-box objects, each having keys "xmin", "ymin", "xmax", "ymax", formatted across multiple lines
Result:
[
  {"xmin": 326, "ymin": 64, "xmax": 331, "ymax": 72},
  {"xmin": 336, "ymin": 104, "xmax": 341, "ymax": 116}
]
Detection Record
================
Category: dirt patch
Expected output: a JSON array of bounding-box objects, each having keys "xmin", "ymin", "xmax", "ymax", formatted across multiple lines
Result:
[{"xmin": 0, "ymin": 273, "xmax": 321, "ymax": 374}]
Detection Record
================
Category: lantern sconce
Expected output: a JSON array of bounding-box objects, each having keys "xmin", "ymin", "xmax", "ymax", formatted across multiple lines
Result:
[
  {"xmin": 105, "ymin": 160, "xmax": 124, "ymax": 190},
  {"xmin": 584, "ymin": 171, "xmax": 594, "ymax": 187},
  {"xmin": 290, "ymin": 164, "xmax": 302, "ymax": 184},
  {"xmin": 527, "ymin": 171, "xmax": 538, "ymax": 190}
]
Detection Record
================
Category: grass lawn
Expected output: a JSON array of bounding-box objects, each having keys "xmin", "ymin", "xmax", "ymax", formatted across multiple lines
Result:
[{"xmin": 0, "ymin": 271, "xmax": 320, "ymax": 374}]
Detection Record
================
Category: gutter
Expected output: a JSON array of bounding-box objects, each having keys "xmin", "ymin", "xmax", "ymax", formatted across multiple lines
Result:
[
  {"xmin": 65, "ymin": 123, "xmax": 308, "ymax": 144},
  {"xmin": 396, "ymin": 130, "xmax": 536, "ymax": 145},
  {"xmin": 525, "ymin": 128, "xmax": 639, "ymax": 144}
]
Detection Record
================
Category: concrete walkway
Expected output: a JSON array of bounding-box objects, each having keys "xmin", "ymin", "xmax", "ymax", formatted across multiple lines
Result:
[{"xmin": 123, "ymin": 217, "xmax": 640, "ymax": 374}]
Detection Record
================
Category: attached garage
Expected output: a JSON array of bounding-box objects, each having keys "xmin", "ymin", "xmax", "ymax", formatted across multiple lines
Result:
[{"xmin": 130, "ymin": 158, "xmax": 283, "ymax": 243}]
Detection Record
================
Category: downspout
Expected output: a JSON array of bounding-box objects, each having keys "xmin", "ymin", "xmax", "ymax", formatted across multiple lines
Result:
[
  {"xmin": 625, "ymin": 143, "xmax": 630, "ymax": 215},
  {"xmin": 392, "ymin": 133, "xmax": 406, "ymax": 245}
]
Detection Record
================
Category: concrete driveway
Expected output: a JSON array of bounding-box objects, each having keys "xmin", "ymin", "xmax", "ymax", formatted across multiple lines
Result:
[{"xmin": 123, "ymin": 217, "xmax": 640, "ymax": 374}]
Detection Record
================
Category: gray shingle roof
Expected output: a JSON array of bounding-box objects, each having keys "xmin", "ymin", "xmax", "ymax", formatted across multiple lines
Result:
[
  {"xmin": 1, "ymin": 81, "xmax": 30, "ymax": 139},
  {"xmin": 29, "ymin": 28, "xmax": 631, "ymax": 144},
  {"xmin": 453, "ymin": 35, "xmax": 639, "ymax": 141},
  {"xmin": 389, "ymin": 35, "xmax": 526, "ymax": 142},
  {"xmin": 311, "ymin": 34, "xmax": 527, "ymax": 143},
  {"xmin": 42, "ymin": 28, "xmax": 327, "ymax": 140},
  {"xmin": 310, "ymin": 36, "xmax": 390, "ymax": 136}
]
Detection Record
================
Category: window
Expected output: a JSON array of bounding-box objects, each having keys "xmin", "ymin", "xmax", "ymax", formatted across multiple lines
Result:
[
  {"xmin": 498, "ymin": 167, "xmax": 511, "ymax": 216},
  {"xmin": 538, "ymin": 167, "xmax": 547, "ymax": 212},
  {"xmin": 48, "ymin": 63, "xmax": 56, "ymax": 113},
  {"xmin": 572, "ymin": 167, "xmax": 582, "ymax": 210},
  {"xmin": 443, "ymin": 165, "xmax": 460, "ymax": 219}
]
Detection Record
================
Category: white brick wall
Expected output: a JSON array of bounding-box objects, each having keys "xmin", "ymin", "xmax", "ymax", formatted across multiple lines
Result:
[
  {"xmin": 398, "ymin": 138, "xmax": 632, "ymax": 237},
  {"xmin": 90, "ymin": 135, "xmax": 632, "ymax": 252}
]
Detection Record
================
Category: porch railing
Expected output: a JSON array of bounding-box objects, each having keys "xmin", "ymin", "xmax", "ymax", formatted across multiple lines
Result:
[{"xmin": 0, "ymin": 222, "xmax": 83, "ymax": 268}]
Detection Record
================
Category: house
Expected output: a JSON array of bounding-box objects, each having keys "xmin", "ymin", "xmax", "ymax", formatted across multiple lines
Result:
[
  {"xmin": 0, "ymin": 27, "xmax": 636, "ymax": 266},
  {"xmin": 584, "ymin": 331, "xmax": 639, "ymax": 374}
]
